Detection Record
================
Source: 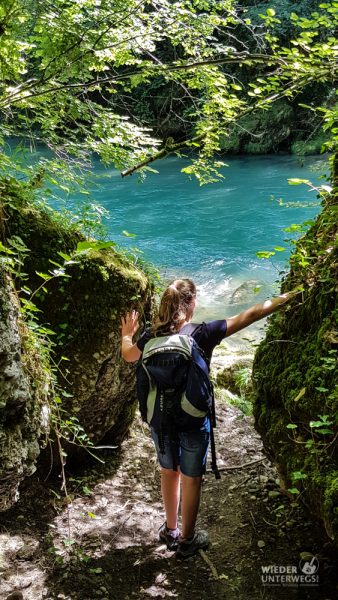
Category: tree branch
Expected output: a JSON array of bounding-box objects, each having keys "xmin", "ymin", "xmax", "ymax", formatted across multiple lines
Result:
[
  {"xmin": 0, "ymin": 52, "xmax": 295, "ymax": 109},
  {"xmin": 120, "ymin": 134, "xmax": 205, "ymax": 177},
  {"xmin": 121, "ymin": 73, "xmax": 316, "ymax": 177}
]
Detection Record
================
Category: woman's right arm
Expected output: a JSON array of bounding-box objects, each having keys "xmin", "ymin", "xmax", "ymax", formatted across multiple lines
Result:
[
  {"xmin": 121, "ymin": 310, "xmax": 142, "ymax": 362},
  {"xmin": 225, "ymin": 289, "xmax": 301, "ymax": 337}
]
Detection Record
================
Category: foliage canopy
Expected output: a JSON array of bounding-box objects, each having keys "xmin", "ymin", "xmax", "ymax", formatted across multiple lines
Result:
[{"xmin": 0, "ymin": 0, "xmax": 337, "ymax": 182}]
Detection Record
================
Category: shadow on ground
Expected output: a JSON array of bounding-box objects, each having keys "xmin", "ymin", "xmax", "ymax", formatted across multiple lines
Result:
[{"xmin": 0, "ymin": 403, "xmax": 337, "ymax": 600}]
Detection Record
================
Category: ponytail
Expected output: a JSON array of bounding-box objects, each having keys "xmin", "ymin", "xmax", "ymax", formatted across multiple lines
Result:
[{"xmin": 153, "ymin": 278, "xmax": 196, "ymax": 335}]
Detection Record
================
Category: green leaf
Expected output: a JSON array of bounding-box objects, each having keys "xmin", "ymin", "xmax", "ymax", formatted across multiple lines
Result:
[
  {"xmin": 283, "ymin": 224, "xmax": 302, "ymax": 233},
  {"xmin": 256, "ymin": 251, "xmax": 275, "ymax": 259},
  {"xmin": 305, "ymin": 439, "xmax": 315, "ymax": 449},
  {"xmin": 310, "ymin": 420, "xmax": 321, "ymax": 428},
  {"xmin": 76, "ymin": 240, "xmax": 116, "ymax": 253},
  {"xmin": 0, "ymin": 242, "xmax": 15, "ymax": 254},
  {"xmin": 316, "ymin": 428, "xmax": 334, "ymax": 435},
  {"xmin": 49, "ymin": 259, "xmax": 62, "ymax": 267},
  {"xmin": 293, "ymin": 387, "xmax": 306, "ymax": 402},
  {"xmin": 36, "ymin": 272, "xmax": 50, "ymax": 280},
  {"xmin": 122, "ymin": 230, "xmax": 137, "ymax": 238},
  {"xmin": 287, "ymin": 178, "xmax": 311, "ymax": 185},
  {"xmin": 286, "ymin": 423, "xmax": 298, "ymax": 429},
  {"xmin": 21, "ymin": 299, "xmax": 42, "ymax": 312},
  {"xmin": 62, "ymin": 539, "xmax": 75, "ymax": 547},
  {"xmin": 89, "ymin": 568, "xmax": 103, "ymax": 574},
  {"xmin": 58, "ymin": 251, "xmax": 72, "ymax": 261},
  {"xmin": 288, "ymin": 488, "xmax": 300, "ymax": 495},
  {"xmin": 273, "ymin": 246, "xmax": 285, "ymax": 252},
  {"xmin": 266, "ymin": 8, "xmax": 276, "ymax": 16},
  {"xmin": 76, "ymin": 241, "xmax": 97, "ymax": 252},
  {"xmin": 291, "ymin": 471, "xmax": 307, "ymax": 481}
]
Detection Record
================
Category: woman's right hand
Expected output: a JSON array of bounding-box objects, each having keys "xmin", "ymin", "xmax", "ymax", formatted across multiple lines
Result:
[{"xmin": 121, "ymin": 310, "xmax": 140, "ymax": 338}]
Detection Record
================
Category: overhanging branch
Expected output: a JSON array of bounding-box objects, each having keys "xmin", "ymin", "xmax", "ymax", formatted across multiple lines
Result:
[
  {"xmin": 121, "ymin": 134, "xmax": 205, "ymax": 177},
  {"xmin": 0, "ymin": 52, "xmax": 308, "ymax": 109},
  {"xmin": 121, "ymin": 74, "xmax": 316, "ymax": 178}
]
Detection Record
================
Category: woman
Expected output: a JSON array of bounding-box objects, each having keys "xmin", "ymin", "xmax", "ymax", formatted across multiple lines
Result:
[{"xmin": 121, "ymin": 278, "xmax": 299, "ymax": 559}]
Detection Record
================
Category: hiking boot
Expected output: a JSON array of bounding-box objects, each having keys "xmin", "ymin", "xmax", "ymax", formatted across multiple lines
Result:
[
  {"xmin": 175, "ymin": 530, "xmax": 209, "ymax": 559},
  {"xmin": 158, "ymin": 522, "xmax": 180, "ymax": 550}
]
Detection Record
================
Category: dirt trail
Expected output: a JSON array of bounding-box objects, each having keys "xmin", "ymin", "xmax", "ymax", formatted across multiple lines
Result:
[
  {"xmin": 0, "ymin": 332, "xmax": 338, "ymax": 600},
  {"xmin": 0, "ymin": 355, "xmax": 338, "ymax": 600}
]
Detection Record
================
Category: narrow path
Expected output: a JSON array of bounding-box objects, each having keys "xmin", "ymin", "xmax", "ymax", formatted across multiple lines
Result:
[{"xmin": 0, "ymin": 359, "xmax": 337, "ymax": 599}]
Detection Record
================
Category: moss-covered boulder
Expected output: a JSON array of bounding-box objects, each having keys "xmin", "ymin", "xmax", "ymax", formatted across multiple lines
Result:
[
  {"xmin": 50, "ymin": 248, "xmax": 151, "ymax": 448},
  {"xmin": 252, "ymin": 159, "xmax": 338, "ymax": 543},
  {"xmin": 0, "ymin": 269, "xmax": 50, "ymax": 510},
  {"xmin": 1, "ymin": 177, "xmax": 153, "ymax": 461}
]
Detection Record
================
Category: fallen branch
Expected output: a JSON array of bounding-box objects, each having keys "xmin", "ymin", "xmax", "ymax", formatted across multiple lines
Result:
[{"xmin": 199, "ymin": 548, "xmax": 219, "ymax": 579}]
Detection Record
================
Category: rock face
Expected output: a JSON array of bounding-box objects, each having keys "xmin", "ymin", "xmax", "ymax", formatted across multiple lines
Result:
[
  {"xmin": 0, "ymin": 269, "xmax": 49, "ymax": 510},
  {"xmin": 48, "ymin": 248, "xmax": 151, "ymax": 449},
  {"xmin": 252, "ymin": 179, "xmax": 338, "ymax": 544},
  {"xmin": 0, "ymin": 179, "xmax": 153, "ymax": 503}
]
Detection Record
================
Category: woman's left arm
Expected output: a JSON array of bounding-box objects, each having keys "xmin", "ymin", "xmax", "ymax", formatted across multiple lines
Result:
[
  {"xmin": 225, "ymin": 289, "xmax": 301, "ymax": 337},
  {"xmin": 121, "ymin": 310, "xmax": 142, "ymax": 362}
]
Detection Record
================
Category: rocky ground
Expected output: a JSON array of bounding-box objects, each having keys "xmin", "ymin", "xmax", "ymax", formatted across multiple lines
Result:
[{"xmin": 0, "ymin": 342, "xmax": 337, "ymax": 600}]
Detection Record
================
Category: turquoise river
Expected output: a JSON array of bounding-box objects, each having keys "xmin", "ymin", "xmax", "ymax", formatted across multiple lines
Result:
[{"xmin": 61, "ymin": 154, "xmax": 327, "ymax": 329}]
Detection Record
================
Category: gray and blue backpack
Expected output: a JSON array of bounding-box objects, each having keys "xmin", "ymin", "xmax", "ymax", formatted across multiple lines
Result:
[{"xmin": 136, "ymin": 323, "xmax": 220, "ymax": 479}]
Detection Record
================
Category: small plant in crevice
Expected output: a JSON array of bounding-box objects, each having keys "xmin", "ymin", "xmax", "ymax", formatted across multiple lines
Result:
[
  {"xmin": 215, "ymin": 364, "xmax": 254, "ymax": 417},
  {"xmin": 287, "ymin": 412, "xmax": 337, "ymax": 451},
  {"xmin": 215, "ymin": 385, "xmax": 253, "ymax": 417},
  {"xmin": 287, "ymin": 470, "xmax": 308, "ymax": 497},
  {"xmin": 286, "ymin": 410, "xmax": 337, "ymax": 498},
  {"xmin": 233, "ymin": 366, "xmax": 253, "ymax": 397}
]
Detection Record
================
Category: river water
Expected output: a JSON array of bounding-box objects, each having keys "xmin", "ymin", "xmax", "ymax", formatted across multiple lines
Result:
[{"xmin": 63, "ymin": 154, "xmax": 325, "ymax": 331}]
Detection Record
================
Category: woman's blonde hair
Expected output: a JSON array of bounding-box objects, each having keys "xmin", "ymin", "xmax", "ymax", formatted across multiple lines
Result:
[{"xmin": 153, "ymin": 278, "xmax": 196, "ymax": 335}]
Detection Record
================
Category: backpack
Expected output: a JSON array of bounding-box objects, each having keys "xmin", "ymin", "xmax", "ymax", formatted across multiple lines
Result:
[{"xmin": 136, "ymin": 323, "xmax": 220, "ymax": 479}]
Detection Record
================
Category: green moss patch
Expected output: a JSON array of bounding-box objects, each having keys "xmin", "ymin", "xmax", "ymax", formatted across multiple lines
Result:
[{"xmin": 252, "ymin": 168, "xmax": 338, "ymax": 544}]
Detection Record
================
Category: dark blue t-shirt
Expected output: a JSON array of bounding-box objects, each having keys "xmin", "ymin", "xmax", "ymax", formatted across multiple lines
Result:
[
  {"xmin": 136, "ymin": 320, "xmax": 227, "ymax": 431},
  {"xmin": 136, "ymin": 319, "xmax": 227, "ymax": 368}
]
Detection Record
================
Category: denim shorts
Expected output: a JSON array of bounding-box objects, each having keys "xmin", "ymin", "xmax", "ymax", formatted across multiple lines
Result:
[{"xmin": 150, "ymin": 419, "xmax": 210, "ymax": 477}]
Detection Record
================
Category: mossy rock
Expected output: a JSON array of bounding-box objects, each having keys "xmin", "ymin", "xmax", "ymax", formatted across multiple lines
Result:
[
  {"xmin": 0, "ymin": 269, "xmax": 49, "ymax": 510},
  {"xmin": 252, "ymin": 165, "xmax": 338, "ymax": 545},
  {"xmin": 1, "ymin": 178, "xmax": 154, "ymax": 462}
]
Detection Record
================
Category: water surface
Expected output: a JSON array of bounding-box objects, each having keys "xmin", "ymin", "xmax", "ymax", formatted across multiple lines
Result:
[{"xmin": 66, "ymin": 154, "xmax": 325, "ymax": 335}]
